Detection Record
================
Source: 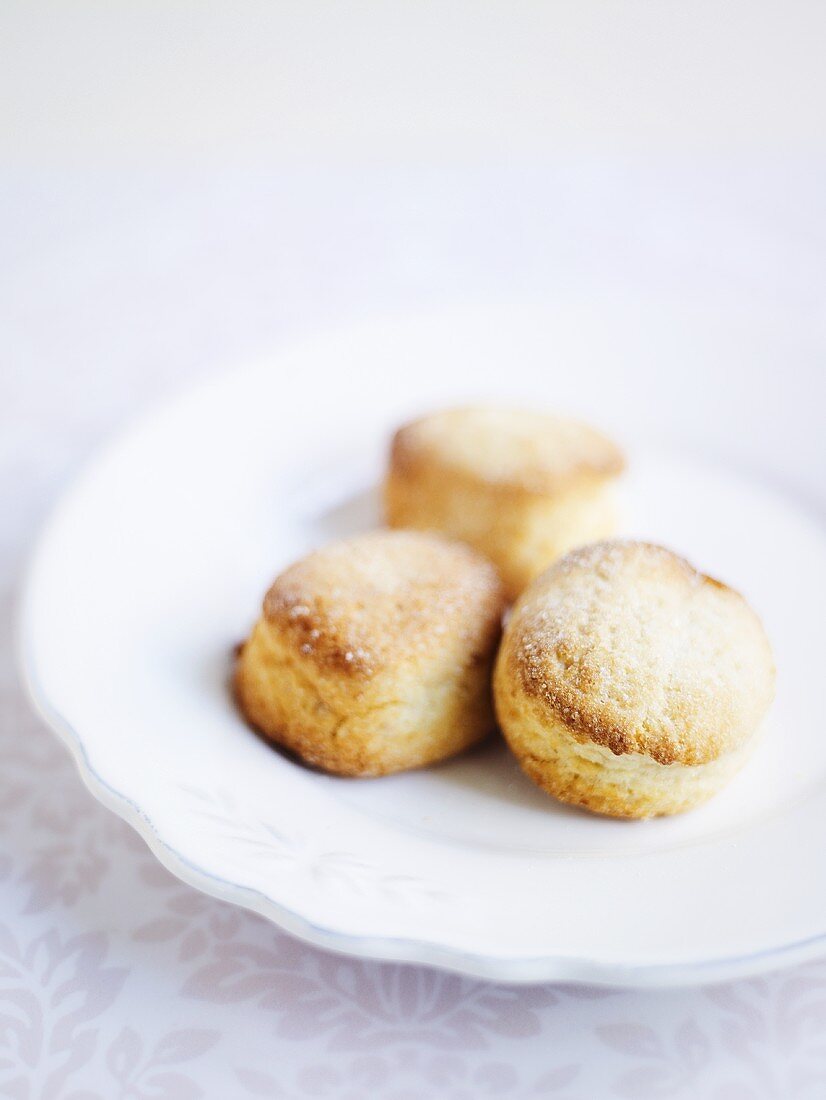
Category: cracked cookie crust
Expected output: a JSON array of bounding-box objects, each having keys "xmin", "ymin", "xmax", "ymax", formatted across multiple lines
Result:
[
  {"xmin": 235, "ymin": 529, "xmax": 507, "ymax": 776},
  {"xmin": 493, "ymin": 540, "xmax": 775, "ymax": 817}
]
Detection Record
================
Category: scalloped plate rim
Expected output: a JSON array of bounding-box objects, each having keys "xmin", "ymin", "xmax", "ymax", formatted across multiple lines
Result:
[
  {"xmin": 16, "ymin": 303, "xmax": 826, "ymax": 988},
  {"xmin": 17, "ymin": 633, "xmax": 826, "ymax": 988}
]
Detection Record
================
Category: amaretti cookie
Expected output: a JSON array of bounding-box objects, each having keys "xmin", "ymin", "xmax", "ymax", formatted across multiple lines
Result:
[
  {"xmin": 384, "ymin": 406, "xmax": 625, "ymax": 599},
  {"xmin": 494, "ymin": 540, "xmax": 775, "ymax": 818},
  {"xmin": 236, "ymin": 530, "xmax": 506, "ymax": 776}
]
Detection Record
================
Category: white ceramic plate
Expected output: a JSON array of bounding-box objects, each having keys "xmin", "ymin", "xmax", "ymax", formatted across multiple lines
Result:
[{"xmin": 20, "ymin": 301, "xmax": 826, "ymax": 987}]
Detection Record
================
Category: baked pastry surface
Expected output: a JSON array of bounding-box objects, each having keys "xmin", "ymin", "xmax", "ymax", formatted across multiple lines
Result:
[
  {"xmin": 236, "ymin": 529, "xmax": 506, "ymax": 776},
  {"xmin": 384, "ymin": 406, "xmax": 625, "ymax": 599},
  {"xmin": 494, "ymin": 540, "xmax": 776, "ymax": 817}
]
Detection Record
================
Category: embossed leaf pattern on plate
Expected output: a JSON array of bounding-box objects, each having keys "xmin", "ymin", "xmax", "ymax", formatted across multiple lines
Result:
[{"xmin": 179, "ymin": 784, "xmax": 447, "ymax": 903}]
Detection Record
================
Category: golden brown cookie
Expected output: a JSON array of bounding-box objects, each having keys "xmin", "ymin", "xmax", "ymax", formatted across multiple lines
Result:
[
  {"xmin": 384, "ymin": 406, "xmax": 625, "ymax": 599},
  {"xmin": 236, "ymin": 530, "xmax": 506, "ymax": 776},
  {"xmin": 494, "ymin": 540, "xmax": 775, "ymax": 818}
]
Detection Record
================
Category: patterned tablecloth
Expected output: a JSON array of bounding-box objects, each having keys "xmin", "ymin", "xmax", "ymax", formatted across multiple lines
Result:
[{"xmin": 4, "ymin": 165, "xmax": 825, "ymax": 1099}]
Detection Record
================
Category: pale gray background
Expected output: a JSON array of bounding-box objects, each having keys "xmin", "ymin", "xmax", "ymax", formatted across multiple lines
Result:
[{"xmin": 4, "ymin": 4, "xmax": 826, "ymax": 1097}]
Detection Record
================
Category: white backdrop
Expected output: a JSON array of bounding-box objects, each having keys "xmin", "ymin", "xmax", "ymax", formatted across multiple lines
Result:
[{"xmin": 4, "ymin": 3, "xmax": 826, "ymax": 1097}]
